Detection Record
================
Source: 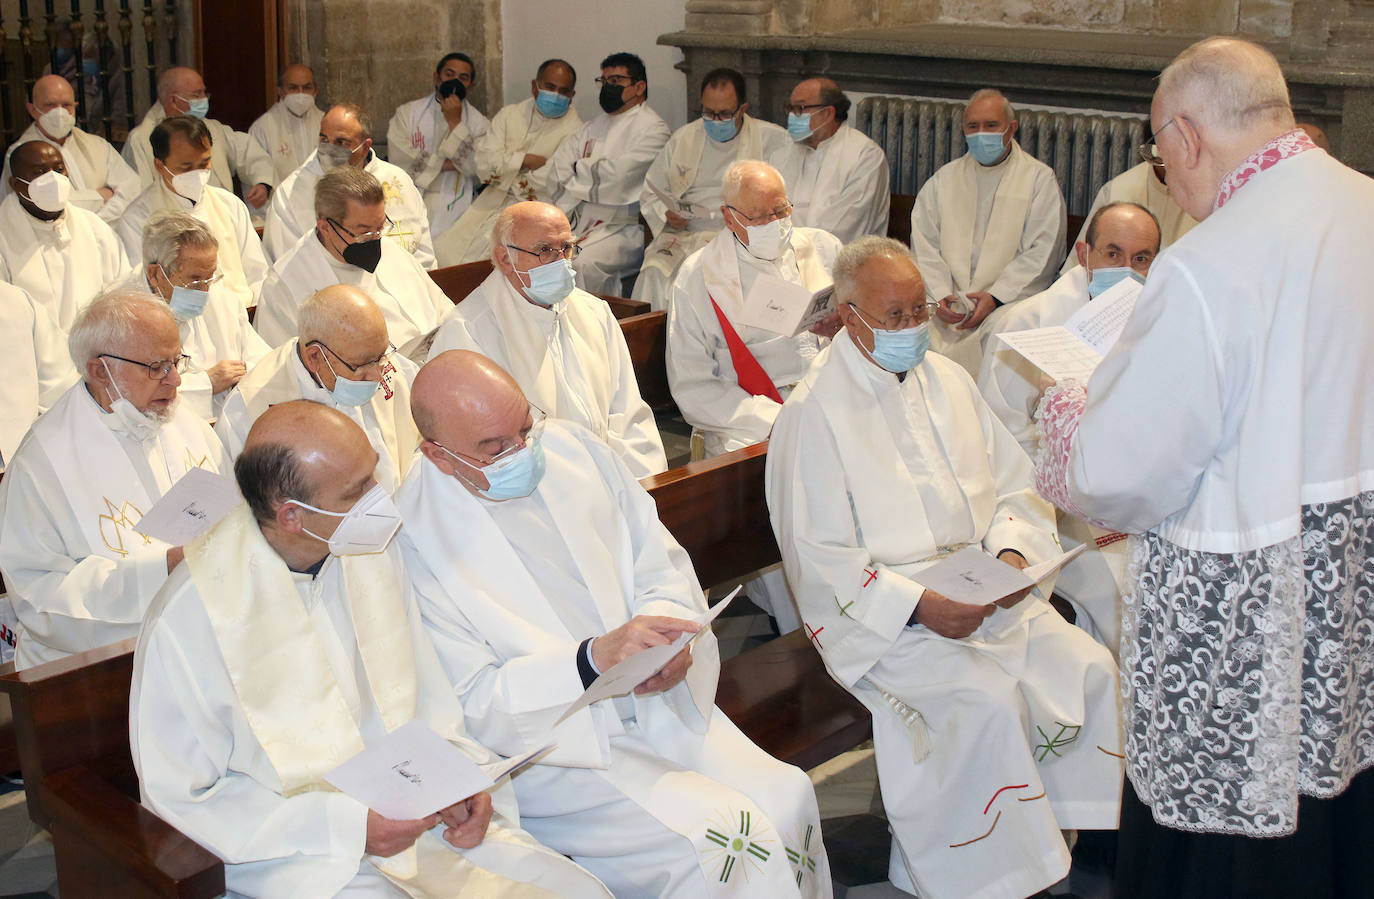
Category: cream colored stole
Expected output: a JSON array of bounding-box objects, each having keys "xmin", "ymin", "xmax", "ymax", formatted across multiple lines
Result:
[
  {"xmin": 190, "ymin": 504, "xmax": 554, "ymax": 897},
  {"xmin": 432, "ymin": 102, "xmax": 537, "ymax": 264},
  {"xmin": 65, "ymin": 128, "xmax": 110, "ymax": 191},
  {"xmin": 194, "ymin": 187, "xmax": 254, "ymax": 309},
  {"xmin": 939, "ymin": 142, "xmax": 1039, "ymax": 293}
]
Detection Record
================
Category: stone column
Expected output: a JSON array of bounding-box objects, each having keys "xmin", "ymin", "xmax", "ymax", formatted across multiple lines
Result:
[{"xmin": 684, "ymin": 0, "xmax": 777, "ymax": 35}]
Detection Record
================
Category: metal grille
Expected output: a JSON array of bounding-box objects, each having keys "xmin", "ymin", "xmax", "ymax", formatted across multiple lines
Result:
[{"xmin": 855, "ymin": 96, "xmax": 1147, "ymax": 216}]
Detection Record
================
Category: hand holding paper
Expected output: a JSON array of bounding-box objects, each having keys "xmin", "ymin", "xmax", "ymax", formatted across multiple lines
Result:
[
  {"xmin": 915, "ymin": 545, "xmax": 1086, "ymax": 608},
  {"xmin": 996, "ymin": 278, "xmax": 1142, "ymax": 382},
  {"xmin": 135, "ymin": 467, "xmax": 241, "ymax": 545},
  {"xmin": 736, "ymin": 275, "xmax": 836, "ymax": 338}
]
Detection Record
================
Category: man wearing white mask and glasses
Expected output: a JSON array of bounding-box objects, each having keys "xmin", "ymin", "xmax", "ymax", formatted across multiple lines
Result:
[
  {"xmin": 257, "ymin": 167, "xmax": 451, "ymax": 353},
  {"xmin": 0, "ymin": 289, "xmax": 228, "ymax": 669},
  {"xmin": 118, "ymin": 116, "xmax": 270, "ymax": 312},
  {"xmin": 117, "ymin": 211, "xmax": 268, "ymax": 421},
  {"xmin": 426, "ymin": 200, "xmax": 666, "ymax": 477},
  {"xmin": 910, "ymin": 88, "xmax": 1066, "ymax": 376},
  {"xmin": 0, "ymin": 140, "xmax": 130, "ymax": 330},
  {"xmin": 1, "ymin": 74, "xmax": 140, "ymax": 223},
  {"xmin": 265, "ymin": 103, "xmax": 434, "ymax": 267},
  {"xmin": 217, "ymin": 284, "xmax": 421, "ymax": 494},
  {"xmin": 766, "ymin": 236, "xmax": 1121, "ymax": 899},
  {"xmin": 131, "ymin": 399, "xmax": 613, "ymax": 898}
]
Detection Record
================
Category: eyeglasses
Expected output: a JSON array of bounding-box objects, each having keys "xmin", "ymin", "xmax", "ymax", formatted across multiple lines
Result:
[
  {"xmin": 595, "ymin": 75, "xmax": 634, "ymax": 86},
  {"xmin": 160, "ymin": 265, "xmax": 223, "ymax": 292},
  {"xmin": 1138, "ymin": 117, "xmax": 1178, "ymax": 167},
  {"xmin": 307, "ymin": 340, "xmax": 397, "ymax": 375},
  {"xmin": 100, "ymin": 352, "xmax": 191, "ymax": 379},
  {"xmin": 783, "ymin": 102, "xmax": 827, "ymax": 116},
  {"xmin": 328, "ymin": 215, "xmax": 394, "ymax": 243},
  {"xmin": 701, "ymin": 106, "xmax": 742, "ymax": 122},
  {"xmin": 437, "ymin": 403, "xmax": 548, "ymax": 468},
  {"xmin": 726, "ymin": 202, "xmax": 792, "ymax": 226},
  {"xmin": 506, "ymin": 242, "xmax": 582, "ymax": 266},
  {"xmin": 850, "ymin": 302, "xmax": 938, "ymax": 330}
]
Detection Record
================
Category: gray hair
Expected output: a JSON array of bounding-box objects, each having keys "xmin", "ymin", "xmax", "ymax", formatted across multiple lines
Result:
[
  {"xmin": 832, "ymin": 236, "xmax": 916, "ymax": 309},
  {"xmin": 328, "ymin": 102, "xmax": 373, "ymax": 142},
  {"xmin": 720, "ymin": 160, "xmax": 784, "ymax": 207},
  {"xmin": 297, "ymin": 287, "xmax": 380, "ymax": 345},
  {"xmin": 967, "ymin": 88, "xmax": 1015, "ymax": 123},
  {"xmin": 68, "ymin": 289, "xmax": 175, "ymax": 369},
  {"xmin": 314, "ymin": 166, "xmax": 384, "ymax": 222},
  {"xmin": 1157, "ymin": 37, "xmax": 1294, "ymax": 133},
  {"xmin": 141, "ymin": 211, "xmax": 218, "ymax": 270}
]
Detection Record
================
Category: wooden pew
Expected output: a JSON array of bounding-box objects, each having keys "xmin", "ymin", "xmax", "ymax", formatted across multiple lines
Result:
[
  {"xmin": 888, "ymin": 193, "xmax": 915, "ymax": 246},
  {"xmin": 643, "ymin": 443, "xmax": 873, "ymax": 771},
  {"xmin": 619, "ymin": 310, "xmax": 673, "ymax": 413}
]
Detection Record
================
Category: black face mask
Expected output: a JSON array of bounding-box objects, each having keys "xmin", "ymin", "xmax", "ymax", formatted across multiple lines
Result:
[
  {"xmin": 598, "ymin": 83, "xmax": 626, "ymax": 114},
  {"xmin": 342, "ymin": 237, "xmax": 383, "ymax": 273},
  {"xmin": 438, "ymin": 78, "xmax": 467, "ymax": 101}
]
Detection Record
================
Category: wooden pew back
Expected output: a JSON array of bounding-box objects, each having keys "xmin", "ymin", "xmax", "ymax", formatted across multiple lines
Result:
[{"xmin": 618, "ymin": 310, "xmax": 673, "ymax": 413}]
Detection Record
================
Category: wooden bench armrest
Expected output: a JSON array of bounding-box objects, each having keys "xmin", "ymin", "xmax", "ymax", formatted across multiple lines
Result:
[{"xmin": 45, "ymin": 762, "xmax": 225, "ymax": 898}]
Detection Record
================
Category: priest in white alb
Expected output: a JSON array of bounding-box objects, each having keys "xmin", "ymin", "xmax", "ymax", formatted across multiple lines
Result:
[
  {"xmin": 633, "ymin": 67, "xmax": 793, "ymax": 311},
  {"xmin": 1059, "ymin": 157, "xmax": 1195, "ymax": 273},
  {"xmin": 426, "ymin": 201, "xmax": 666, "ymax": 477},
  {"xmin": 978, "ymin": 201, "xmax": 1159, "ymax": 654},
  {"xmin": 265, "ymin": 103, "xmax": 435, "ymax": 267},
  {"xmin": 119, "ymin": 212, "xmax": 268, "ymax": 421},
  {"xmin": 546, "ymin": 52, "xmax": 670, "ymax": 296},
  {"xmin": 0, "ymin": 281, "xmax": 77, "ymax": 471},
  {"xmin": 116, "ymin": 116, "xmax": 271, "ymax": 311},
  {"xmin": 1, "ymin": 75, "xmax": 140, "ymax": 223},
  {"xmin": 0, "ymin": 290, "xmax": 228, "ymax": 669},
  {"xmin": 248, "ymin": 64, "xmax": 324, "ymax": 187},
  {"xmin": 1034, "ymin": 38, "xmax": 1374, "ymax": 899},
  {"xmin": 387, "ymin": 52, "xmax": 490, "ymax": 245},
  {"xmin": 434, "ymin": 58, "xmax": 583, "ymax": 267},
  {"xmin": 766, "ymin": 237, "xmax": 1121, "ymax": 899},
  {"xmin": 911, "ymin": 89, "xmax": 1066, "ymax": 374},
  {"xmin": 217, "ymin": 285, "xmax": 420, "ymax": 494},
  {"xmin": 256, "ymin": 167, "xmax": 451, "ymax": 354},
  {"xmin": 0, "ymin": 141, "xmax": 130, "ymax": 330},
  {"xmin": 774, "ymin": 78, "xmax": 889, "ymax": 244},
  {"xmin": 131, "ymin": 399, "xmax": 611, "ymax": 898},
  {"xmin": 397, "ymin": 351, "xmax": 831, "ymax": 898}
]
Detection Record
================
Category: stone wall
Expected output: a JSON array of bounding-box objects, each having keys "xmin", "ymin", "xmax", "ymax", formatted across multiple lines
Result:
[{"xmin": 285, "ymin": 0, "xmax": 501, "ymax": 153}]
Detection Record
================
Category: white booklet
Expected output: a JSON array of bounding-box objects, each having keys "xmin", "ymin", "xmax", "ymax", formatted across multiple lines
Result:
[
  {"xmin": 325, "ymin": 719, "xmax": 553, "ymax": 821},
  {"xmin": 134, "ymin": 466, "xmax": 241, "ymax": 545},
  {"xmin": 643, "ymin": 179, "xmax": 693, "ymax": 220},
  {"xmin": 914, "ymin": 545, "xmax": 1086, "ymax": 606},
  {"xmin": 996, "ymin": 277, "xmax": 1142, "ymax": 382},
  {"xmin": 735, "ymin": 274, "xmax": 835, "ymax": 338},
  {"xmin": 553, "ymin": 586, "xmax": 743, "ymax": 726}
]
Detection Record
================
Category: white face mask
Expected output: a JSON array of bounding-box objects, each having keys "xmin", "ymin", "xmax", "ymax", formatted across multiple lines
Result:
[
  {"xmin": 168, "ymin": 167, "xmax": 211, "ymax": 203},
  {"xmin": 283, "ymin": 92, "xmax": 316, "ymax": 116},
  {"xmin": 99, "ymin": 357, "xmax": 165, "ymax": 443},
  {"xmin": 737, "ymin": 214, "xmax": 792, "ymax": 261},
  {"xmin": 289, "ymin": 483, "xmax": 403, "ymax": 555},
  {"xmin": 18, "ymin": 170, "xmax": 72, "ymax": 213},
  {"xmin": 38, "ymin": 106, "xmax": 75, "ymax": 139}
]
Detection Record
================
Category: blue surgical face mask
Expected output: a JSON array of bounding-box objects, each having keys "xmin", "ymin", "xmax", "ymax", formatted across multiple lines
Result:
[
  {"xmin": 853, "ymin": 309, "xmax": 931, "ymax": 374},
  {"xmin": 514, "ymin": 256, "xmax": 575, "ymax": 307},
  {"xmin": 1087, "ymin": 265, "xmax": 1145, "ymax": 299},
  {"xmin": 320, "ymin": 352, "xmax": 380, "ymax": 407},
  {"xmin": 442, "ymin": 434, "xmax": 547, "ymax": 501},
  {"xmin": 965, "ymin": 130, "xmax": 1007, "ymax": 166},
  {"xmin": 157, "ymin": 265, "xmax": 209, "ymax": 319},
  {"xmin": 704, "ymin": 115, "xmax": 738, "ymax": 143},
  {"xmin": 183, "ymin": 96, "xmax": 210, "ymax": 119},
  {"xmin": 787, "ymin": 112, "xmax": 814, "ymax": 142},
  {"xmin": 535, "ymin": 90, "xmax": 571, "ymax": 119}
]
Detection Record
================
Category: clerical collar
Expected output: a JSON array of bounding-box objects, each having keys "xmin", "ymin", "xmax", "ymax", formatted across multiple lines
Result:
[
  {"xmin": 1213, "ymin": 128, "xmax": 1316, "ymax": 211},
  {"xmin": 291, "ymin": 554, "xmax": 329, "ymax": 579}
]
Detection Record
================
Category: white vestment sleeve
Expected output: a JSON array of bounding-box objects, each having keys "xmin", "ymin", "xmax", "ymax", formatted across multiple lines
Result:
[
  {"xmin": 223, "ymin": 125, "xmax": 276, "ymax": 188},
  {"xmin": 32, "ymin": 297, "xmax": 78, "ymax": 407},
  {"xmin": 910, "ymin": 177, "xmax": 955, "ymax": 301},
  {"xmin": 818, "ymin": 140, "xmax": 890, "ymax": 243},
  {"xmin": 412, "ymin": 120, "xmax": 478, "ymax": 193},
  {"xmin": 602, "ymin": 315, "xmax": 668, "ymax": 477},
  {"xmin": 972, "ymin": 380, "xmax": 1061, "ymax": 562},
  {"xmin": 472, "ymin": 109, "xmax": 524, "ymax": 185},
  {"xmin": 97, "ymin": 144, "xmax": 142, "ymax": 223},
  {"xmin": 638, "ymin": 137, "xmax": 675, "ymax": 237},
  {"xmin": 976, "ymin": 344, "xmax": 1042, "ymax": 457},
  {"xmin": 227, "ymin": 198, "xmax": 271, "ymax": 296},
  {"xmin": 386, "ymin": 106, "xmax": 424, "ymax": 178},
  {"xmin": 986, "ymin": 169, "xmax": 1066, "ymax": 303}
]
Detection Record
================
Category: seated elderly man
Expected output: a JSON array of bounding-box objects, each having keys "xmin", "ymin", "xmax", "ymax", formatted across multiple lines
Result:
[
  {"xmin": 132, "ymin": 399, "xmax": 610, "ymax": 898},
  {"xmin": 118, "ymin": 211, "xmax": 268, "ymax": 421},
  {"xmin": 248, "ymin": 64, "xmax": 324, "ymax": 186},
  {"xmin": 397, "ymin": 350, "xmax": 831, "ymax": 898},
  {"xmin": 1060, "ymin": 157, "xmax": 1195, "ymax": 273},
  {"xmin": 0, "ymin": 290, "xmax": 229, "ymax": 669},
  {"xmin": 0, "ymin": 281, "xmax": 78, "ymax": 471},
  {"xmin": 911, "ymin": 89, "xmax": 1066, "ymax": 374},
  {"xmin": 765, "ymin": 237, "xmax": 1121, "ymax": 899},
  {"xmin": 264, "ymin": 103, "xmax": 434, "ymax": 267},
  {"xmin": 1, "ymin": 74, "xmax": 140, "ymax": 223},
  {"xmin": 633, "ymin": 68, "xmax": 793, "ymax": 311},
  {"xmin": 256, "ymin": 167, "xmax": 451, "ymax": 352},
  {"xmin": 0, "ymin": 140, "xmax": 130, "ymax": 329},
  {"xmin": 435, "ymin": 58, "xmax": 583, "ymax": 267},
  {"xmin": 117, "ymin": 116, "xmax": 271, "ymax": 311},
  {"xmin": 979, "ymin": 202, "xmax": 1160, "ymax": 653},
  {"xmin": 427, "ymin": 200, "xmax": 666, "ymax": 477},
  {"xmin": 123, "ymin": 66, "xmax": 274, "ymax": 216},
  {"xmin": 217, "ymin": 284, "xmax": 420, "ymax": 493}
]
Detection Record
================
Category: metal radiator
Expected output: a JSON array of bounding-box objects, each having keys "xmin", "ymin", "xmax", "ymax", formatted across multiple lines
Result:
[{"xmin": 855, "ymin": 96, "xmax": 1147, "ymax": 216}]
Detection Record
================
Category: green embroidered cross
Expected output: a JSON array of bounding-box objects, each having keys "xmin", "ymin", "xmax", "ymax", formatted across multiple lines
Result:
[
  {"xmin": 1034, "ymin": 722, "xmax": 1082, "ymax": 761},
  {"xmin": 785, "ymin": 824, "xmax": 818, "ymax": 887},
  {"xmin": 703, "ymin": 809, "xmax": 773, "ymax": 883}
]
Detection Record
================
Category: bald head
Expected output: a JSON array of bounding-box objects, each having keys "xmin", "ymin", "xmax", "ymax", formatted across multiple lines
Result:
[
  {"xmin": 1156, "ymin": 37, "xmax": 1293, "ymax": 135},
  {"xmin": 280, "ymin": 64, "xmax": 316, "ymax": 91},
  {"xmin": 31, "ymin": 74, "xmax": 74, "ymax": 108},
  {"xmin": 1078, "ymin": 201, "xmax": 1161, "ymax": 277},
  {"xmin": 721, "ymin": 160, "xmax": 786, "ymax": 208},
  {"xmin": 412, "ymin": 350, "xmax": 524, "ymax": 445},
  {"xmin": 491, "ymin": 202, "xmax": 575, "ymax": 301},
  {"xmin": 299, "ymin": 284, "xmax": 387, "ymax": 347}
]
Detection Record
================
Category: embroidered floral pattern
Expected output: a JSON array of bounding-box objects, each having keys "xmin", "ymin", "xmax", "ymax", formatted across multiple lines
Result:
[
  {"xmin": 1123, "ymin": 490, "xmax": 1374, "ymax": 835},
  {"xmin": 1032, "ymin": 384, "xmax": 1102, "ymax": 525},
  {"xmin": 1213, "ymin": 128, "xmax": 1316, "ymax": 211}
]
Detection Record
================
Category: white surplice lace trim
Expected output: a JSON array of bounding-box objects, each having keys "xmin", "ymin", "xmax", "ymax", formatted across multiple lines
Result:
[{"xmin": 1123, "ymin": 490, "xmax": 1374, "ymax": 836}]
